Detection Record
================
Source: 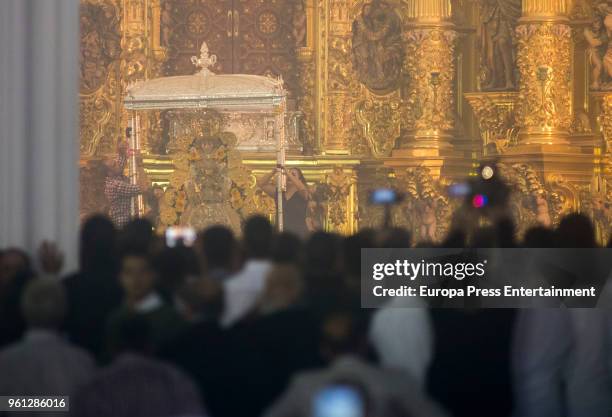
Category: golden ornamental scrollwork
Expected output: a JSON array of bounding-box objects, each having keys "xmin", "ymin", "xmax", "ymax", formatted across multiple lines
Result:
[
  {"xmin": 316, "ymin": 167, "xmax": 356, "ymax": 233},
  {"xmin": 327, "ymin": 25, "xmax": 355, "ymax": 151},
  {"xmin": 496, "ymin": 163, "xmax": 577, "ymax": 235},
  {"xmin": 497, "ymin": 163, "xmax": 552, "ymax": 233},
  {"xmin": 597, "ymin": 94, "xmax": 612, "ymax": 155},
  {"xmin": 465, "ymin": 92, "xmax": 519, "ymax": 154},
  {"xmin": 122, "ymin": 34, "xmax": 147, "ymax": 84},
  {"xmin": 394, "ymin": 167, "xmax": 453, "ymax": 242},
  {"xmin": 297, "ymin": 48, "xmax": 316, "ymax": 153},
  {"xmin": 515, "ymin": 23, "xmax": 572, "ymax": 133},
  {"xmin": 330, "ymin": 37, "xmax": 353, "ymax": 91},
  {"xmin": 404, "ymin": 28, "xmax": 458, "ymax": 133},
  {"xmin": 356, "ymin": 97, "xmax": 402, "ymax": 157},
  {"xmin": 546, "ymin": 174, "xmax": 578, "ymax": 221},
  {"xmin": 79, "ymin": 0, "xmax": 122, "ymax": 157},
  {"xmin": 328, "ymin": 94, "xmax": 356, "ymax": 150}
]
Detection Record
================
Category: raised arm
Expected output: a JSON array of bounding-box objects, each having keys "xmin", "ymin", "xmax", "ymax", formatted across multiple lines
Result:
[
  {"xmin": 258, "ymin": 169, "xmax": 278, "ymax": 197},
  {"xmin": 285, "ymin": 169, "xmax": 309, "ymax": 199}
]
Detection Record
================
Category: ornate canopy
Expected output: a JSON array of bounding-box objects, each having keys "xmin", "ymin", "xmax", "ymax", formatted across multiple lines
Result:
[
  {"xmin": 124, "ymin": 43, "xmax": 286, "ymax": 111},
  {"xmin": 122, "ymin": 43, "xmax": 288, "ymax": 232}
]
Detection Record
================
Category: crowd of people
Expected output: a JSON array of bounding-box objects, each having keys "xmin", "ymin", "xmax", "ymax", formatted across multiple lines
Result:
[{"xmin": 1, "ymin": 209, "xmax": 612, "ymax": 417}]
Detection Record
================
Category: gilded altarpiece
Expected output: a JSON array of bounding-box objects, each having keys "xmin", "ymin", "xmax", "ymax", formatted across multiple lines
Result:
[
  {"xmin": 79, "ymin": 1, "xmax": 120, "ymax": 218},
  {"xmin": 79, "ymin": 0, "xmax": 166, "ymax": 219},
  {"xmin": 79, "ymin": 0, "xmax": 612, "ymax": 241}
]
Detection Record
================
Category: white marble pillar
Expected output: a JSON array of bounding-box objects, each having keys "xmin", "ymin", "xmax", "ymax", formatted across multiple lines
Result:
[{"xmin": 0, "ymin": 0, "xmax": 80, "ymax": 272}]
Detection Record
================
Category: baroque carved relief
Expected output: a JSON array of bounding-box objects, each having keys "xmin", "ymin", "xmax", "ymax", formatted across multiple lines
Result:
[
  {"xmin": 330, "ymin": 37, "xmax": 353, "ymax": 91},
  {"xmin": 478, "ymin": 0, "xmax": 521, "ymax": 91},
  {"xmin": 595, "ymin": 93, "xmax": 612, "ymax": 156},
  {"xmin": 296, "ymin": 49, "xmax": 316, "ymax": 152},
  {"xmin": 355, "ymin": 95, "xmax": 401, "ymax": 156},
  {"xmin": 404, "ymin": 29, "xmax": 458, "ymax": 132},
  {"xmin": 79, "ymin": 0, "xmax": 122, "ymax": 157},
  {"xmin": 585, "ymin": 2, "xmax": 612, "ymax": 91},
  {"xmin": 465, "ymin": 92, "xmax": 519, "ymax": 154},
  {"xmin": 329, "ymin": 95, "xmax": 356, "ymax": 149},
  {"xmin": 395, "ymin": 167, "xmax": 453, "ymax": 242},
  {"xmin": 515, "ymin": 23, "xmax": 572, "ymax": 132},
  {"xmin": 497, "ymin": 163, "xmax": 577, "ymax": 234},
  {"xmin": 351, "ymin": 0, "xmax": 404, "ymax": 93},
  {"xmin": 315, "ymin": 167, "xmax": 357, "ymax": 234}
]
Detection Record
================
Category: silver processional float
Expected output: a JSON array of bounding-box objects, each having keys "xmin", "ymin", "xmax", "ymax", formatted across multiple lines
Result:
[{"xmin": 124, "ymin": 42, "xmax": 289, "ymax": 231}]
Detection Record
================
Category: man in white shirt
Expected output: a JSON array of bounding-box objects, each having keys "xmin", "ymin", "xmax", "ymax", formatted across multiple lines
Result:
[{"xmin": 221, "ymin": 216, "xmax": 274, "ymax": 327}]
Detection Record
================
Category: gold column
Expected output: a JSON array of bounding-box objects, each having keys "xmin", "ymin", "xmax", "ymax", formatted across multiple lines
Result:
[
  {"xmin": 406, "ymin": 0, "xmax": 452, "ymax": 22},
  {"xmin": 322, "ymin": 0, "xmax": 353, "ymax": 154},
  {"xmin": 121, "ymin": 0, "xmax": 167, "ymax": 152},
  {"xmin": 390, "ymin": 0, "xmax": 464, "ymax": 178},
  {"xmin": 400, "ymin": 0, "xmax": 456, "ymax": 152},
  {"xmin": 521, "ymin": 0, "xmax": 570, "ymax": 18},
  {"xmin": 500, "ymin": 0, "xmax": 595, "ymax": 187},
  {"xmin": 514, "ymin": 0, "xmax": 572, "ymax": 145},
  {"xmin": 296, "ymin": 0, "xmax": 317, "ymax": 153}
]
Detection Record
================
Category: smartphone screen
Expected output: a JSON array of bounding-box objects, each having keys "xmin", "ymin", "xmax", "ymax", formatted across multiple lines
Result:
[
  {"xmin": 312, "ymin": 385, "xmax": 365, "ymax": 417},
  {"xmin": 165, "ymin": 226, "xmax": 196, "ymax": 247},
  {"xmin": 369, "ymin": 188, "xmax": 397, "ymax": 205}
]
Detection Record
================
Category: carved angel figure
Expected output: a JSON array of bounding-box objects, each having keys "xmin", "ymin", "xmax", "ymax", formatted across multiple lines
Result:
[
  {"xmin": 587, "ymin": 4, "xmax": 612, "ymax": 90},
  {"xmin": 479, "ymin": 0, "xmax": 520, "ymax": 91},
  {"xmin": 292, "ymin": 0, "xmax": 307, "ymax": 47},
  {"xmin": 351, "ymin": 0, "xmax": 404, "ymax": 92}
]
